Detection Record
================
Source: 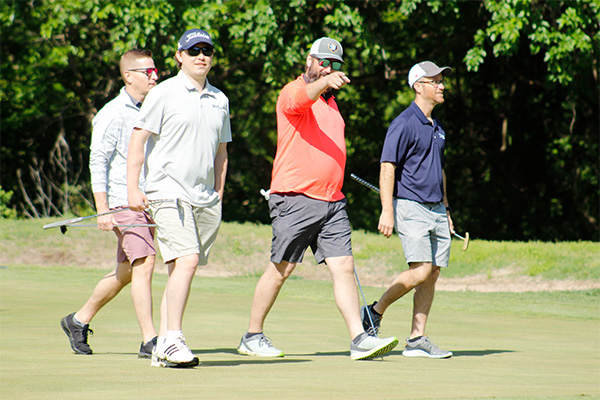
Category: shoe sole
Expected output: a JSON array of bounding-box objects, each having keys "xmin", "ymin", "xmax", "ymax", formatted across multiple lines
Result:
[
  {"xmin": 151, "ymin": 359, "xmax": 167, "ymax": 367},
  {"xmin": 237, "ymin": 344, "xmax": 284, "ymax": 358},
  {"xmin": 402, "ymin": 349, "xmax": 452, "ymax": 359},
  {"xmin": 164, "ymin": 356, "xmax": 200, "ymax": 368},
  {"xmin": 60, "ymin": 318, "xmax": 92, "ymax": 355},
  {"xmin": 138, "ymin": 352, "xmax": 152, "ymax": 359},
  {"xmin": 351, "ymin": 337, "xmax": 399, "ymax": 360}
]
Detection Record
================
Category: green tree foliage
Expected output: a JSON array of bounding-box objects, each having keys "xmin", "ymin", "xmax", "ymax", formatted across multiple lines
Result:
[{"xmin": 1, "ymin": 0, "xmax": 598, "ymax": 240}]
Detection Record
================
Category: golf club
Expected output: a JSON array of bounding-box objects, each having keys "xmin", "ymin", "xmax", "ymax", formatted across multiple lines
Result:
[
  {"xmin": 354, "ymin": 267, "xmax": 378, "ymax": 337},
  {"xmin": 350, "ymin": 173, "xmax": 470, "ymax": 251},
  {"xmin": 58, "ymin": 224, "xmax": 157, "ymax": 235},
  {"xmin": 453, "ymin": 232, "xmax": 470, "ymax": 251},
  {"xmin": 256, "ymin": 188, "xmax": 379, "ymax": 335},
  {"xmin": 260, "ymin": 188, "xmax": 271, "ymax": 200},
  {"xmin": 43, "ymin": 198, "xmax": 178, "ymax": 231}
]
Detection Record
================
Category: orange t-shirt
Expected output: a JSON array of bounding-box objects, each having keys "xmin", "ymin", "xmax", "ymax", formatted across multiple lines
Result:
[{"xmin": 270, "ymin": 76, "xmax": 346, "ymax": 201}]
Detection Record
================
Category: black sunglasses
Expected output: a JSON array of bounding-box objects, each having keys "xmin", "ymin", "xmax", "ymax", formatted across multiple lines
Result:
[
  {"xmin": 187, "ymin": 46, "xmax": 214, "ymax": 57},
  {"xmin": 317, "ymin": 58, "xmax": 342, "ymax": 71},
  {"xmin": 128, "ymin": 67, "xmax": 158, "ymax": 77}
]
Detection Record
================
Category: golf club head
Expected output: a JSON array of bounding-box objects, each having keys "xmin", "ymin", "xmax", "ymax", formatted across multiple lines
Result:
[{"xmin": 462, "ymin": 232, "xmax": 470, "ymax": 251}]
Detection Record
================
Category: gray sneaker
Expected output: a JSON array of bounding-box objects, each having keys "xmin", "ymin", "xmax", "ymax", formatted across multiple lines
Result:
[
  {"xmin": 402, "ymin": 336, "xmax": 452, "ymax": 359},
  {"xmin": 138, "ymin": 336, "xmax": 158, "ymax": 359},
  {"xmin": 237, "ymin": 333, "xmax": 284, "ymax": 357},
  {"xmin": 350, "ymin": 334, "xmax": 398, "ymax": 360},
  {"xmin": 60, "ymin": 312, "xmax": 93, "ymax": 355},
  {"xmin": 361, "ymin": 302, "xmax": 382, "ymax": 336}
]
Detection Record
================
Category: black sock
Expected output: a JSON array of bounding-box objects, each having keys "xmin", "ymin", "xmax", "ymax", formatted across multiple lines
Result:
[
  {"xmin": 408, "ymin": 335, "xmax": 423, "ymax": 343},
  {"xmin": 245, "ymin": 332, "xmax": 262, "ymax": 339},
  {"xmin": 369, "ymin": 302, "xmax": 382, "ymax": 317}
]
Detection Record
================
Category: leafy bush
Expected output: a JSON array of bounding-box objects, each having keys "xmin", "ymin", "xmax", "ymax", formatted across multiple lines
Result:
[{"xmin": 0, "ymin": 186, "xmax": 17, "ymax": 219}]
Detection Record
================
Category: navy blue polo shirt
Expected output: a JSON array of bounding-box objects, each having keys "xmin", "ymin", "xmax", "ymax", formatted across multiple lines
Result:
[{"xmin": 380, "ymin": 101, "xmax": 446, "ymax": 203}]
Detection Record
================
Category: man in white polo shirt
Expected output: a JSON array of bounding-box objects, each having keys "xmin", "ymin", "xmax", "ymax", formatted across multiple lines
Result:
[{"xmin": 128, "ymin": 28, "xmax": 231, "ymax": 368}]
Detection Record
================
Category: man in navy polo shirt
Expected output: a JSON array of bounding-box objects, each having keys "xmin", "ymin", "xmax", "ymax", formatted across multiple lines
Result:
[{"xmin": 362, "ymin": 61, "xmax": 455, "ymax": 359}]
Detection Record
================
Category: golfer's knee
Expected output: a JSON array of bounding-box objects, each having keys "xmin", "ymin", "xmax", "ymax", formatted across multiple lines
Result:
[
  {"xmin": 114, "ymin": 265, "xmax": 133, "ymax": 285},
  {"xmin": 430, "ymin": 267, "xmax": 441, "ymax": 282},
  {"xmin": 132, "ymin": 256, "xmax": 155, "ymax": 277},
  {"xmin": 409, "ymin": 262, "xmax": 434, "ymax": 285}
]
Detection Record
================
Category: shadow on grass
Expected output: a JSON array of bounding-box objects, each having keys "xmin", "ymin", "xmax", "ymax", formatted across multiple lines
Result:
[
  {"xmin": 189, "ymin": 347, "xmax": 312, "ymax": 366},
  {"xmin": 451, "ymin": 349, "xmax": 516, "ymax": 357},
  {"xmin": 104, "ymin": 348, "xmax": 515, "ymax": 360},
  {"xmin": 377, "ymin": 349, "xmax": 516, "ymax": 358},
  {"xmin": 200, "ymin": 358, "xmax": 311, "ymax": 367}
]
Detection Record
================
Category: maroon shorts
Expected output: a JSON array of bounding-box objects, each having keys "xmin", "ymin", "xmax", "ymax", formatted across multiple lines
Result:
[{"xmin": 112, "ymin": 208, "xmax": 156, "ymax": 264}]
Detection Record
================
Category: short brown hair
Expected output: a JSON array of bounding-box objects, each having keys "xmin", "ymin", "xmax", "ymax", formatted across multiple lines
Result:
[{"xmin": 119, "ymin": 49, "xmax": 153, "ymax": 79}]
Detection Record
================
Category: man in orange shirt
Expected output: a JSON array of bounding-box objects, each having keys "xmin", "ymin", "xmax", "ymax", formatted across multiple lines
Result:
[{"xmin": 238, "ymin": 38, "xmax": 398, "ymax": 361}]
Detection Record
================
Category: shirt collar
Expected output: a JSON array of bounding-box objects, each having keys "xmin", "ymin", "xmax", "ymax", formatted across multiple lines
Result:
[
  {"xmin": 177, "ymin": 70, "xmax": 216, "ymax": 97},
  {"xmin": 410, "ymin": 101, "xmax": 434, "ymax": 126},
  {"xmin": 123, "ymin": 87, "xmax": 142, "ymax": 108}
]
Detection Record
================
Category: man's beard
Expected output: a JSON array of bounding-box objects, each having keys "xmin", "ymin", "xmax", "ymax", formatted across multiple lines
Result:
[{"xmin": 305, "ymin": 62, "xmax": 327, "ymax": 83}]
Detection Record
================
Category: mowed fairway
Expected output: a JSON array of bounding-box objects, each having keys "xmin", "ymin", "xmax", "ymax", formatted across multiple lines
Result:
[{"xmin": 1, "ymin": 264, "xmax": 598, "ymax": 400}]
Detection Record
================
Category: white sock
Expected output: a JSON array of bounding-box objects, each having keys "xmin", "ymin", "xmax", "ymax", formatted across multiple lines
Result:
[
  {"xmin": 167, "ymin": 330, "xmax": 183, "ymax": 341},
  {"xmin": 156, "ymin": 336, "xmax": 167, "ymax": 352}
]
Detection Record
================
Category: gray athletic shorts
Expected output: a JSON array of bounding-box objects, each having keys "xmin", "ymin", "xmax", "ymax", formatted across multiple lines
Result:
[
  {"xmin": 394, "ymin": 199, "xmax": 451, "ymax": 268},
  {"xmin": 149, "ymin": 200, "xmax": 221, "ymax": 265},
  {"xmin": 269, "ymin": 193, "xmax": 353, "ymax": 264}
]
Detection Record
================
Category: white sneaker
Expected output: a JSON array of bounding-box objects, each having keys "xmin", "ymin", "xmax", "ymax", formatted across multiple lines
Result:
[
  {"xmin": 350, "ymin": 334, "xmax": 398, "ymax": 360},
  {"xmin": 237, "ymin": 333, "xmax": 284, "ymax": 357},
  {"xmin": 163, "ymin": 335, "xmax": 199, "ymax": 368},
  {"xmin": 150, "ymin": 344, "xmax": 166, "ymax": 368}
]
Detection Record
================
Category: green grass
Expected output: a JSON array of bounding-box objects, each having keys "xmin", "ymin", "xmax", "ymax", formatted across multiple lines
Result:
[
  {"xmin": 1, "ymin": 264, "xmax": 599, "ymax": 400},
  {"xmin": 1, "ymin": 218, "xmax": 599, "ymax": 284},
  {"xmin": 1, "ymin": 217, "xmax": 599, "ymax": 398}
]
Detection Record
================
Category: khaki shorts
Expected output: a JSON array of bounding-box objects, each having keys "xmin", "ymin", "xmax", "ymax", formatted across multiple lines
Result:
[
  {"xmin": 394, "ymin": 199, "xmax": 451, "ymax": 268},
  {"xmin": 149, "ymin": 200, "xmax": 222, "ymax": 265},
  {"xmin": 112, "ymin": 208, "xmax": 156, "ymax": 264}
]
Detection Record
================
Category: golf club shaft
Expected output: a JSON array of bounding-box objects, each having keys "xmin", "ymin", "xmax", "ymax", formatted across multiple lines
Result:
[
  {"xmin": 62, "ymin": 224, "xmax": 156, "ymax": 228},
  {"xmin": 350, "ymin": 173, "xmax": 380, "ymax": 194},
  {"xmin": 354, "ymin": 267, "xmax": 378, "ymax": 337},
  {"xmin": 352, "ymin": 173, "xmax": 469, "ymax": 250},
  {"xmin": 43, "ymin": 199, "xmax": 175, "ymax": 230}
]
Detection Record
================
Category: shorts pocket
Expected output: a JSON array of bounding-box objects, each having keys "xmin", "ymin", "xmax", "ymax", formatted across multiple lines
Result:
[{"xmin": 269, "ymin": 194, "xmax": 288, "ymax": 219}]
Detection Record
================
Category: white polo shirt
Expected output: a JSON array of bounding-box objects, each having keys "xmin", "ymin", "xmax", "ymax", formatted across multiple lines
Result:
[{"xmin": 136, "ymin": 70, "xmax": 232, "ymax": 207}]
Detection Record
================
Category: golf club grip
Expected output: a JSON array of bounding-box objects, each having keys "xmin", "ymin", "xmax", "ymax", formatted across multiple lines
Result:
[{"xmin": 350, "ymin": 173, "xmax": 380, "ymax": 193}]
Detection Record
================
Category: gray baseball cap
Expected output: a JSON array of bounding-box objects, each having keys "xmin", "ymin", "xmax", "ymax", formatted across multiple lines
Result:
[
  {"xmin": 408, "ymin": 61, "xmax": 452, "ymax": 88},
  {"xmin": 309, "ymin": 37, "xmax": 344, "ymax": 63}
]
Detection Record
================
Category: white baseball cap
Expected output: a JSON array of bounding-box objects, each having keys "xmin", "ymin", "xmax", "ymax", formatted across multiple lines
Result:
[
  {"xmin": 408, "ymin": 61, "xmax": 452, "ymax": 88},
  {"xmin": 309, "ymin": 37, "xmax": 344, "ymax": 63}
]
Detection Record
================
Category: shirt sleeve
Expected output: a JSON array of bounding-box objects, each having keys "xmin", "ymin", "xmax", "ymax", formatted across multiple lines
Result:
[
  {"xmin": 278, "ymin": 79, "xmax": 317, "ymax": 115},
  {"xmin": 89, "ymin": 111, "xmax": 119, "ymax": 193},
  {"xmin": 135, "ymin": 85, "xmax": 164, "ymax": 135},
  {"xmin": 219, "ymin": 97, "xmax": 232, "ymax": 143},
  {"xmin": 380, "ymin": 117, "xmax": 411, "ymax": 166}
]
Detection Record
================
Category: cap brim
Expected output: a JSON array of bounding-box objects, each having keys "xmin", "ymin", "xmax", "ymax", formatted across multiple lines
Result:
[
  {"xmin": 424, "ymin": 66, "xmax": 452, "ymax": 77},
  {"xmin": 180, "ymin": 40, "xmax": 213, "ymax": 50},
  {"xmin": 311, "ymin": 53, "xmax": 344, "ymax": 63}
]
